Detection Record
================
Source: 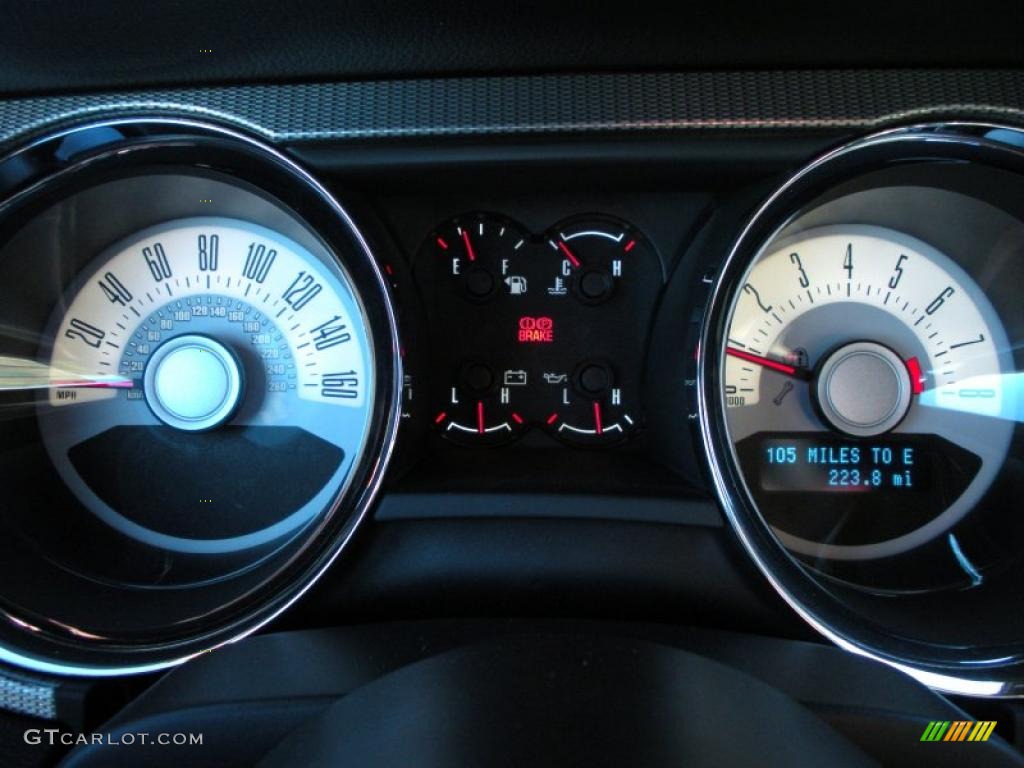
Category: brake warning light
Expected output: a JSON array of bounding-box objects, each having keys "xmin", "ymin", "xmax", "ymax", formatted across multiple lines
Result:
[{"xmin": 518, "ymin": 316, "xmax": 554, "ymax": 343}]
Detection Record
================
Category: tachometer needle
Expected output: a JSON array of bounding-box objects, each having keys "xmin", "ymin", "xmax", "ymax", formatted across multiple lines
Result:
[
  {"xmin": 726, "ymin": 346, "xmax": 812, "ymax": 381},
  {"xmin": 462, "ymin": 230, "xmax": 476, "ymax": 262}
]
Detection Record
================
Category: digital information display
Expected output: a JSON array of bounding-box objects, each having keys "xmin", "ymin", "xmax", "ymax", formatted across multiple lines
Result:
[{"xmin": 759, "ymin": 438, "xmax": 928, "ymax": 493}]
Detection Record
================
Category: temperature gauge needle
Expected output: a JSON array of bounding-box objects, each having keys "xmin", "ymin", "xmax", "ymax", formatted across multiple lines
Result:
[
  {"xmin": 726, "ymin": 346, "xmax": 811, "ymax": 381},
  {"xmin": 593, "ymin": 400, "xmax": 604, "ymax": 435},
  {"xmin": 557, "ymin": 240, "xmax": 581, "ymax": 268}
]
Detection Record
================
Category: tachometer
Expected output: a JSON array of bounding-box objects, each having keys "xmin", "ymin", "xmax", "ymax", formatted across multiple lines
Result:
[
  {"xmin": 700, "ymin": 123, "xmax": 1024, "ymax": 695},
  {"xmin": 723, "ymin": 225, "xmax": 1012, "ymax": 559}
]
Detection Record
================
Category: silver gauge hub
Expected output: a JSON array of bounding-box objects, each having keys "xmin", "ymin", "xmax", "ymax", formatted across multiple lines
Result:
[
  {"xmin": 815, "ymin": 341, "xmax": 912, "ymax": 437},
  {"xmin": 144, "ymin": 334, "xmax": 243, "ymax": 431}
]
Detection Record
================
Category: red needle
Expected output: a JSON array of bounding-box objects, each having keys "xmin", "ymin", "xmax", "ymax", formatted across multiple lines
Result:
[
  {"xmin": 557, "ymin": 240, "xmax": 581, "ymax": 268},
  {"xmin": 593, "ymin": 401, "xmax": 603, "ymax": 435},
  {"xmin": 54, "ymin": 380, "xmax": 135, "ymax": 389},
  {"xmin": 476, "ymin": 400, "xmax": 485, "ymax": 434},
  {"xmin": 726, "ymin": 346, "xmax": 810, "ymax": 381},
  {"xmin": 462, "ymin": 230, "xmax": 476, "ymax": 262},
  {"xmin": 905, "ymin": 356, "xmax": 925, "ymax": 395}
]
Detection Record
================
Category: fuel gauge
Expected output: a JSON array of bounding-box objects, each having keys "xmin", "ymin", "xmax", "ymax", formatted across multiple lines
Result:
[{"xmin": 431, "ymin": 212, "xmax": 529, "ymax": 302}]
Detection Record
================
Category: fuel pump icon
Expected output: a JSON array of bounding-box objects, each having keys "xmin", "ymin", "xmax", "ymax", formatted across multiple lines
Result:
[{"xmin": 504, "ymin": 275, "xmax": 528, "ymax": 295}]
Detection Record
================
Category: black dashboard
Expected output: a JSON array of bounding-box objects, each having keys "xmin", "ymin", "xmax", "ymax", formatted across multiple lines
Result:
[{"xmin": 3, "ymin": 4, "xmax": 1024, "ymax": 766}]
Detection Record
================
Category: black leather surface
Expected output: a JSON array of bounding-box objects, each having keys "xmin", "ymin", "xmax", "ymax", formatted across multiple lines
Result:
[
  {"xmin": 63, "ymin": 629, "xmax": 880, "ymax": 767},
  {"xmin": 3, "ymin": 1, "xmax": 1024, "ymax": 97},
  {"xmin": 288, "ymin": 518, "xmax": 810, "ymax": 639},
  {"xmin": 255, "ymin": 636, "xmax": 875, "ymax": 768},
  {"xmin": 59, "ymin": 622, "xmax": 1024, "ymax": 767}
]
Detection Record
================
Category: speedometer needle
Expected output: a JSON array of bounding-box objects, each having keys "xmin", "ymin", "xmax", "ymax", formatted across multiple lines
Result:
[
  {"xmin": 726, "ymin": 346, "xmax": 812, "ymax": 381},
  {"xmin": 0, "ymin": 356, "xmax": 135, "ymax": 390}
]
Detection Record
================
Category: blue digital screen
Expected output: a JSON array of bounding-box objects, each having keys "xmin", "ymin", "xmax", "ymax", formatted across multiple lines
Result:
[{"xmin": 759, "ymin": 438, "xmax": 927, "ymax": 493}]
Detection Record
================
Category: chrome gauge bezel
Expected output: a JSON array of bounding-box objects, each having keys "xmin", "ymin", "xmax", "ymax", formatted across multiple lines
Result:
[
  {"xmin": 0, "ymin": 118, "xmax": 402, "ymax": 676},
  {"xmin": 699, "ymin": 123, "xmax": 1024, "ymax": 696}
]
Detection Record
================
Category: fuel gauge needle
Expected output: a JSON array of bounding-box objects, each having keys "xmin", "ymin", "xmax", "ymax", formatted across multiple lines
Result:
[
  {"xmin": 726, "ymin": 346, "xmax": 812, "ymax": 381},
  {"xmin": 462, "ymin": 230, "xmax": 477, "ymax": 262}
]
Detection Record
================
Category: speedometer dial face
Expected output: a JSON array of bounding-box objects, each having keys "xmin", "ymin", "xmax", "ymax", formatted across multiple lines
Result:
[
  {"xmin": 723, "ymin": 225, "xmax": 1013, "ymax": 559},
  {"xmin": 39, "ymin": 217, "xmax": 373, "ymax": 554}
]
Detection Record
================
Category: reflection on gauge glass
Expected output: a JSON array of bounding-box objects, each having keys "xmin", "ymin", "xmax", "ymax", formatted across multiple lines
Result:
[
  {"xmin": 723, "ymin": 224, "xmax": 1013, "ymax": 559},
  {"xmin": 38, "ymin": 216, "xmax": 373, "ymax": 554}
]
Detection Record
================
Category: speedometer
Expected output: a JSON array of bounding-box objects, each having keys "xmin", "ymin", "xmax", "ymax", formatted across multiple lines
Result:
[
  {"xmin": 0, "ymin": 119, "xmax": 400, "ymax": 676},
  {"xmin": 723, "ymin": 224, "xmax": 1013, "ymax": 559},
  {"xmin": 41, "ymin": 217, "xmax": 373, "ymax": 554}
]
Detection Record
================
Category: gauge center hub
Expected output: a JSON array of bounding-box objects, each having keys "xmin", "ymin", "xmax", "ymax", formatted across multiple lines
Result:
[
  {"xmin": 815, "ymin": 341, "xmax": 912, "ymax": 437},
  {"xmin": 144, "ymin": 334, "xmax": 243, "ymax": 432}
]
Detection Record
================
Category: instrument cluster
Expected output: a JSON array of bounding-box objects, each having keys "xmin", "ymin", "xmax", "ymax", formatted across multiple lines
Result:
[{"xmin": 0, "ymin": 114, "xmax": 1023, "ymax": 697}]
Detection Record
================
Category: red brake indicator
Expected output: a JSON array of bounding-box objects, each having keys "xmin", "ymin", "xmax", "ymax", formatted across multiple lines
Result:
[
  {"xmin": 557, "ymin": 240, "xmax": 581, "ymax": 268},
  {"xmin": 906, "ymin": 356, "xmax": 925, "ymax": 395},
  {"xmin": 462, "ymin": 230, "xmax": 476, "ymax": 262}
]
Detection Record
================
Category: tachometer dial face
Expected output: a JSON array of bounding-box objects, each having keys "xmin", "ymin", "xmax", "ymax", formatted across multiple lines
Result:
[
  {"xmin": 723, "ymin": 225, "xmax": 1013, "ymax": 559},
  {"xmin": 38, "ymin": 217, "xmax": 374, "ymax": 554}
]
